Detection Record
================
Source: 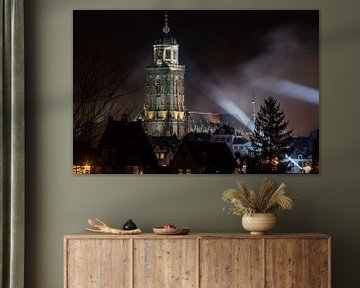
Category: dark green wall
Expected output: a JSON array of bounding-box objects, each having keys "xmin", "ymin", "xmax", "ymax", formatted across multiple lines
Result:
[{"xmin": 25, "ymin": 0, "xmax": 360, "ymax": 287}]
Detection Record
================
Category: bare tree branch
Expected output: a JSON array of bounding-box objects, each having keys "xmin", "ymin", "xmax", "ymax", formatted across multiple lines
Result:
[{"xmin": 73, "ymin": 38, "xmax": 140, "ymax": 142}]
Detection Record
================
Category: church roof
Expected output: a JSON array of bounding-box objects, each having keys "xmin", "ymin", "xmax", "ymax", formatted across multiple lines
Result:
[
  {"xmin": 154, "ymin": 34, "xmax": 178, "ymax": 45},
  {"xmin": 171, "ymin": 141, "xmax": 236, "ymax": 173},
  {"xmin": 213, "ymin": 124, "xmax": 236, "ymax": 135},
  {"xmin": 154, "ymin": 12, "xmax": 178, "ymax": 45},
  {"xmin": 97, "ymin": 117, "xmax": 158, "ymax": 167}
]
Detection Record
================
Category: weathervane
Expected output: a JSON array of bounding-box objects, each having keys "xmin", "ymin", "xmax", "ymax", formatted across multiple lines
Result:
[{"xmin": 163, "ymin": 12, "xmax": 170, "ymax": 34}]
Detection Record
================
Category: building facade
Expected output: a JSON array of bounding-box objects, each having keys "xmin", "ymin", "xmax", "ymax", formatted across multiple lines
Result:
[
  {"xmin": 143, "ymin": 13, "xmax": 187, "ymax": 138},
  {"xmin": 96, "ymin": 116, "xmax": 158, "ymax": 174},
  {"xmin": 211, "ymin": 124, "xmax": 251, "ymax": 156}
]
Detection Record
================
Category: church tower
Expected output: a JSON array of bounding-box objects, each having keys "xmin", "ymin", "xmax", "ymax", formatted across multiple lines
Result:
[{"xmin": 143, "ymin": 13, "xmax": 187, "ymax": 138}]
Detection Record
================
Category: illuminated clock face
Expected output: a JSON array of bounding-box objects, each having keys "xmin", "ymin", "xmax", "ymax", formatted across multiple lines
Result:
[{"xmin": 163, "ymin": 25, "xmax": 170, "ymax": 34}]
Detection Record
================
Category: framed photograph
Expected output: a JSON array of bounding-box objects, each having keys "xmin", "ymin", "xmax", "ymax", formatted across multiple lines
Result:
[{"xmin": 73, "ymin": 10, "xmax": 319, "ymax": 174}]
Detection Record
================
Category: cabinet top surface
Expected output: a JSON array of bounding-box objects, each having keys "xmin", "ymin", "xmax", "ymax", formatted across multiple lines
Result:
[{"xmin": 64, "ymin": 232, "xmax": 330, "ymax": 240}]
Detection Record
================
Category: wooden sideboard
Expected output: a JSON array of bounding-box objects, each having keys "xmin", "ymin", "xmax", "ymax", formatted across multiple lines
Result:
[{"xmin": 64, "ymin": 233, "xmax": 330, "ymax": 288}]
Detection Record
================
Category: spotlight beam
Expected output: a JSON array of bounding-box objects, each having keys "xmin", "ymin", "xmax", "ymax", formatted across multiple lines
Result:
[
  {"xmin": 217, "ymin": 98, "xmax": 254, "ymax": 131},
  {"xmin": 285, "ymin": 154, "xmax": 303, "ymax": 170},
  {"xmin": 252, "ymin": 77, "xmax": 319, "ymax": 104}
]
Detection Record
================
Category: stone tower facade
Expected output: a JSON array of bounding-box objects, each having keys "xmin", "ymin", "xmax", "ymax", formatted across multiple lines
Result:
[{"xmin": 143, "ymin": 13, "xmax": 187, "ymax": 138}]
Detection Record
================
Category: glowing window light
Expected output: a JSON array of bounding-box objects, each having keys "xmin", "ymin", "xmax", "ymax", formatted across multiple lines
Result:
[{"xmin": 73, "ymin": 164, "xmax": 92, "ymax": 174}]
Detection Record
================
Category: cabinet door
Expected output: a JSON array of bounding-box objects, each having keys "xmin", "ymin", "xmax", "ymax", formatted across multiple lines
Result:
[
  {"xmin": 266, "ymin": 239, "xmax": 309, "ymax": 288},
  {"xmin": 309, "ymin": 239, "xmax": 330, "ymax": 288},
  {"xmin": 265, "ymin": 238, "xmax": 329, "ymax": 288},
  {"xmin": 65, "ymin": 239, "xmax": 131, "ymax": 288},
  {"xmin": 200, "ymin": 239, "xmax": 264, "ymax": 288},
  {"xmin": 133, "ymin": 239, "xmax": 198, "ymax": 288}
]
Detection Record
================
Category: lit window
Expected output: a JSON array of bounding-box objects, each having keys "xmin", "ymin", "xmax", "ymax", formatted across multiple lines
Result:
[
  {"xmin": 165, "ymin": 50, "xmax": 171, "ymax": 59},
  {"xmin": 73, "ymin": 165, "xmax": 80, "ymax": 174},
  {"xmin": 160, "ymin": 153, "xmax": 165, "ymax": 159},
  {"xmin": 73, "ymin": 165, "xmax": 91, "ymax": 174},
  {"xmin": 84, "ymin": 165, "xmax": 91, "ymax": 174}
]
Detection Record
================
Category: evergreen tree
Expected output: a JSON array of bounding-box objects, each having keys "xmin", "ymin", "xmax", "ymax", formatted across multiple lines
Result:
[{"xmin": 248, "ymin": 96, "xmax": 294, "ymax": 173}]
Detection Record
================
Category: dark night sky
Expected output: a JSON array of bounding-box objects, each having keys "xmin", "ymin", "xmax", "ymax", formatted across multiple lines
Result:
[{"xmin": 74, "ymin": 10, "xmax": 319, "ymax": 136}]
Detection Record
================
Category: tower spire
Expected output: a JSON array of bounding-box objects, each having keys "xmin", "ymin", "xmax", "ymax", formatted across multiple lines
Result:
[
  {"xmin": 163, "ymin": 12, "xmax": 170, "ymax": 34},
  {"xmin": 144, "ymin": 12, "xmax": 186, "ymax": 138}
]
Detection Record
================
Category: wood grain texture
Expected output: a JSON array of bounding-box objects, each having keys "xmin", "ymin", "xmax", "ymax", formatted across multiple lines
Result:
[
  {"xmin": 133, "ymin": 239, "xmax": 197, "ymax": 288},
  {"xmin": 64, "ymin": 233, "xmax": 330, "ymax": 240},
  {"xmin": 265, "ymin": 239, "xmax": 310, "ymax": 288},
  {"xmin": 200, "ymin": 238, "xmax": 264, "ymax": 288},
  {"xmin": 64, "ymin": 233, "xmax": 330, "ymax": 288},
  {"xmin": 65, "ymin": 239, "xmax": 131, "ymax": 288},
  {"xmin": 310, "ymin": 239, "xmax": 330, "ymax": 288}
]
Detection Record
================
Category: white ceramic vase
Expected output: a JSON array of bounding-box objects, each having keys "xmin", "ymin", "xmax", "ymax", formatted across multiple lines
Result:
[{"xmin": 242, "ymin": 213, "xmax": 276, "ymax": 235}]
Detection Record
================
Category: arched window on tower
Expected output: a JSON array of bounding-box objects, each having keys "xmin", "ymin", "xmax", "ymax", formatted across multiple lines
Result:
[
  {"xmin": 156, "ymin": 79, "xmax": 161, "ymax": 94},
  {"xmin": 155, "ymin": 79, "xmax": 161, "ymax": 110},
  {"xmin": 175, "ymin": 79, "xmax": 179, "ymax": 95},
  {"xmin": 180, "ymin": 77, "xmax": 184, "ymax": 94},
  {"xmin": 165, "ymin": 49, "xmax": 171, "ymax": 60},
  {"xmin": 157, "ymin": 49, "xmax": 162, "ymax": 60}
]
